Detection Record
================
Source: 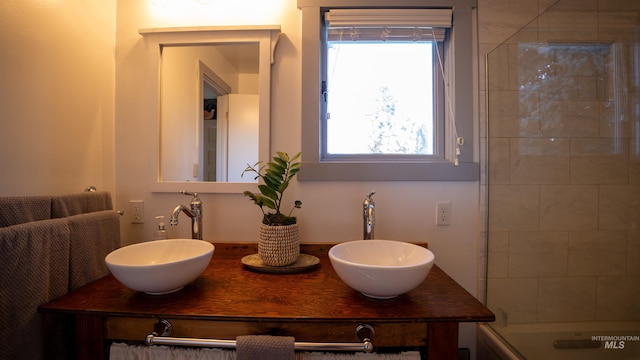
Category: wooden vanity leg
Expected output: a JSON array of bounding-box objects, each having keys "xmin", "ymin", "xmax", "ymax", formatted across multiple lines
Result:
[
  {"xmin": 75, "ymin": 315, "xmax": 105, "ymax": 360},
  {"xmin": 427, "ymin": 322, "xmax": 459, "ymax": 360}
]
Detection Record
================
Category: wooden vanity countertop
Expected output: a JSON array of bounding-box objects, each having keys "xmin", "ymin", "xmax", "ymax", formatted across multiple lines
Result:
[{"xmin": 39, "ymin": 243, "xmax": 495, "ymax": 324}]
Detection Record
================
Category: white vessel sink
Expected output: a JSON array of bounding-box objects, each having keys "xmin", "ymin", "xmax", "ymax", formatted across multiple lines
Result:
[
  {"xmin": 329, "ymin": 240, "xmax": 435, "ymax": 299},
  {"xmin": 105, "ymin": 239, "xmax": 214, "ymax": 295}
]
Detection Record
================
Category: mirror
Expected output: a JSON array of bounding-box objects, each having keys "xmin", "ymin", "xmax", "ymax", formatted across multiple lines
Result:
[
  {"xmin": 161, "ymin": 43, "xmax": 258, "ymax": 183},
  {"xmin": 140, "ymin": 26, "xmax": 281, "ymax": 193}
]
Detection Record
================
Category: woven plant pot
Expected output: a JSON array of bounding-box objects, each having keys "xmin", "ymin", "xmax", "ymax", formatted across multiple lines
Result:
[{"xmin": 258, "ymin": 223, "xmax": 300, "ymax": 266}]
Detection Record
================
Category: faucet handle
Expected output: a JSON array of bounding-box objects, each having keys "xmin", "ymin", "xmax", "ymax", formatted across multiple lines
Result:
[
  {"xmin": 179, "ymin": 191, "xmax": 201, "ymax": 207},
  {"xmin": 363, "ymin": 191, "xmax": 376, "ymax": 215},
  {"xmin": 180, "ymin": 191, "xmax": 200, "ymax": 201},
  {"xmin": 364, "ymin": 191, "xmax": 376, "ymax": 207}
]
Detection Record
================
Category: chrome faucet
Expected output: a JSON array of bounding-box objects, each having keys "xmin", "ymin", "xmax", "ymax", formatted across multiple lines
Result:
[
  {"xmin": 170, "ymin": 191, "xmax": 203, "ymax": 240},
  {"xmin": 363, "ymin": 191, "xmax": 376, "ymax": 240}
]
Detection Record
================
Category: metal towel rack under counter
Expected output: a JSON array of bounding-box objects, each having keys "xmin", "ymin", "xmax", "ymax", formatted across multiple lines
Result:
[{"xmin": 145, "ymin": 319, "xmax": 375, "ymax": 353}]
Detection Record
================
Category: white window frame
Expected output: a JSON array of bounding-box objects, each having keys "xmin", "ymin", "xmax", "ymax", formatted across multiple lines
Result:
[{"xmin": 298, "ymin": 0, "xmax": 479, "ymax": 181}]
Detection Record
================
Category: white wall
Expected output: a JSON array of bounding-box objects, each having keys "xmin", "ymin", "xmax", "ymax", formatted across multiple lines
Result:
[{"xmin": 0, "ymin": 1, "xmax": 116, "ymax": 196}]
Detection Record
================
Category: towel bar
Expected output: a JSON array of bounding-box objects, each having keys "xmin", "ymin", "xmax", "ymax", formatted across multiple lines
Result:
[
  {"xmin": 145, "ymin": 320, "xmax": 374, "ymax": 353},
  {"xmin": 85, "ymin": 186, "xmax": 124, "ymax": 215},
  {"xmin": 145, "ymin": 335, "xmax": 374, "ymax": 352}
]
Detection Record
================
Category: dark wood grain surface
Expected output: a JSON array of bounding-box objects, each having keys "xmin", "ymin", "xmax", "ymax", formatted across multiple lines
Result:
[{"xmin": 40, "ymin": 243, "xmax": 494, "ymax": 323}]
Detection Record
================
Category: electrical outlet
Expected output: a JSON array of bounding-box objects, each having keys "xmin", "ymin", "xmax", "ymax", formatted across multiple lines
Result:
[
  {"xmin": 130, "ymin": 200, "xmax": 144, "ymax": 224},
  {"xmin": 436, "ymin": 202, "xmax": 451, "ymax": 226}
]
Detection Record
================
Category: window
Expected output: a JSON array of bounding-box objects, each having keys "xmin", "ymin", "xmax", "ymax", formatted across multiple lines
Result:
[
  {"xmin": 323, "ymin": 9, "xmax": 448, "ymax": 160},
  {"xmin": 298, "ymin": 0, "xmax": 479, "ymax": 181}
]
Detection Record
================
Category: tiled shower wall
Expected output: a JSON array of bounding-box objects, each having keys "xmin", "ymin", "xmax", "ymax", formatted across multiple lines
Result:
[{"xmin": 484, "ymin": 0, "xmax": 640, "ymax": 325}]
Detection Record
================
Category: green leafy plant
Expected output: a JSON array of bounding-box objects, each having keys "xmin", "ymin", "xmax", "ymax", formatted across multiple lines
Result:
[{"xmin": 242, "ymin": 151, "xmax": 302, "ymax": 226}]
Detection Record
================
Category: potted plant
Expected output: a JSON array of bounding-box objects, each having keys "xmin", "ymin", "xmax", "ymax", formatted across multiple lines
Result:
[{"xmin": 242, "ymin": 151, "xmax": 302, "ymax": 266}]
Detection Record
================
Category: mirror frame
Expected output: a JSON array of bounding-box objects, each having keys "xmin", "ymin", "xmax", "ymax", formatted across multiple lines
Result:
[{"xmin": 140, "ymin": 25, "xmax": 281, "ymax": 193}]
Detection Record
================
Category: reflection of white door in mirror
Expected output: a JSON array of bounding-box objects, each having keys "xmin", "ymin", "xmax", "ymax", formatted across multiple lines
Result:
[
  {"xmin": 227, "ymin": 94, "xmax": 258, "ymax": 182},
  {"xmin": 214, "ymin": 94, "xmax": 229, "ymax": 181},
  {"xmin": 140, "ymin": 26, "xmax": 281, "ymax": 193},
  {"xmin": 200, "ymin": 63, "xmax": 230, "ymax": 182}
]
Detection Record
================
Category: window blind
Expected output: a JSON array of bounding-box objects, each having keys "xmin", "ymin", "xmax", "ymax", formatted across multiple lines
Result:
[{"xmin": 325, "ymin": 9, "xmax": 452, "ymax": 42}]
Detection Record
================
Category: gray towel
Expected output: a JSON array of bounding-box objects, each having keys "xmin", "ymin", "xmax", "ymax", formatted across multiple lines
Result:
[
  {"xmin": 67, "ymin": 210, "xmax": 121, "ymax": 290},
  {"xmin": 0, "ymin": 218, "xmax": 70, "ymax": 360},
  {"xmin": 236, "ymin": 335, "xmax": 295, "ymax": 360},
  {"xmin": 0, "ymin": 196, "xmax": 52, "ymax": 228},
  {"xmin": 51, "ymin": 191, "xmax": 113, "ymax": 218}
]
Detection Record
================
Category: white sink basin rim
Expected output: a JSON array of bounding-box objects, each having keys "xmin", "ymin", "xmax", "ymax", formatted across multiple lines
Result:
[
  {"xmin": 329, "ymin": 240, "xmax": 435, "ymax": 299},
  {"xmin": 105, "ymin": 239, "xmax": 214, "ymax": 295}
]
